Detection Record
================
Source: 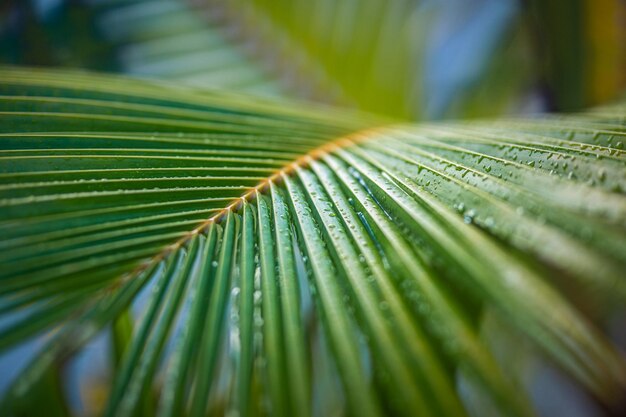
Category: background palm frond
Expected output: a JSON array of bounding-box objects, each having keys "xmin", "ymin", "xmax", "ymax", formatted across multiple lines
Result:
[{"xmin": 3, "ymin": 0, "xmax": 625, "ymax": 119}]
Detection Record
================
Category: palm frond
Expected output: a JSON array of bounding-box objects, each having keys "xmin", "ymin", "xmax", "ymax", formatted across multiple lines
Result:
[
  {"xmin": 92, "ymin": 0, "xmax": 285, "ymax": 95},
  {"xmin": 0, "ymin": 67, "xmax": 625, "ymax": 416}
]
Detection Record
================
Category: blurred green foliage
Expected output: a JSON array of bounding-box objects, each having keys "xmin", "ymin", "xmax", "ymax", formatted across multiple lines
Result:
[
  {"xmin": 0, "ymin": 0, "xmax": 118, "ymax": 70},
  {"xmin": 1, "ymin": 0, "xmax": 624, "ymax": 119}
]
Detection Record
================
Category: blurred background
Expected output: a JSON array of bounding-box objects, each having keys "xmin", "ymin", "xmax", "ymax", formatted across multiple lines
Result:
[
  {"xmin": 1, "ymin": 1, "xmax": 626, "ymax": 416},
  {"xmin": 1, "ymin": 0, "xmax": 625, "ymax": 120}
]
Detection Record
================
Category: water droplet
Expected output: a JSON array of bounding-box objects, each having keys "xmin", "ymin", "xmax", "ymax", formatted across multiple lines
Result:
[{"xmin": 463, "ymin": 209, "xmax": 476, "ymax": 224}]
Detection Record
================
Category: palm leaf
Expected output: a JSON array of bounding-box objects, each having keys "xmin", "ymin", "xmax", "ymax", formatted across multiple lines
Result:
[
  {"xmin": 92, "ymin": 0, "xmax": 285, "ymax": 95},
  {"xmin": 0, "ymin": 67, "xmax": 625, "ymax": 416}
]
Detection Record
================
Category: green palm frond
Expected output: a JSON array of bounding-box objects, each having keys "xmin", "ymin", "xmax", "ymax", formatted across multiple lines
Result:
[
  {"xmin": 0, "ymin": 67, "xmax": 625, "ymax": 417},
  {"xmin": 206, "ymin": 0, "xmax": 525, "ymax": 118},
  {"xmin": 92, "ymin": 0, "xmax": 285, "ymax": 95}
]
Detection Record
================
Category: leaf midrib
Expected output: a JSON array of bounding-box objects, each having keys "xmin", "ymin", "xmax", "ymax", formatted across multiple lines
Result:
[{"xmin": 120, "ymin": 125, "xmax": 388, "ymax": 285}]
